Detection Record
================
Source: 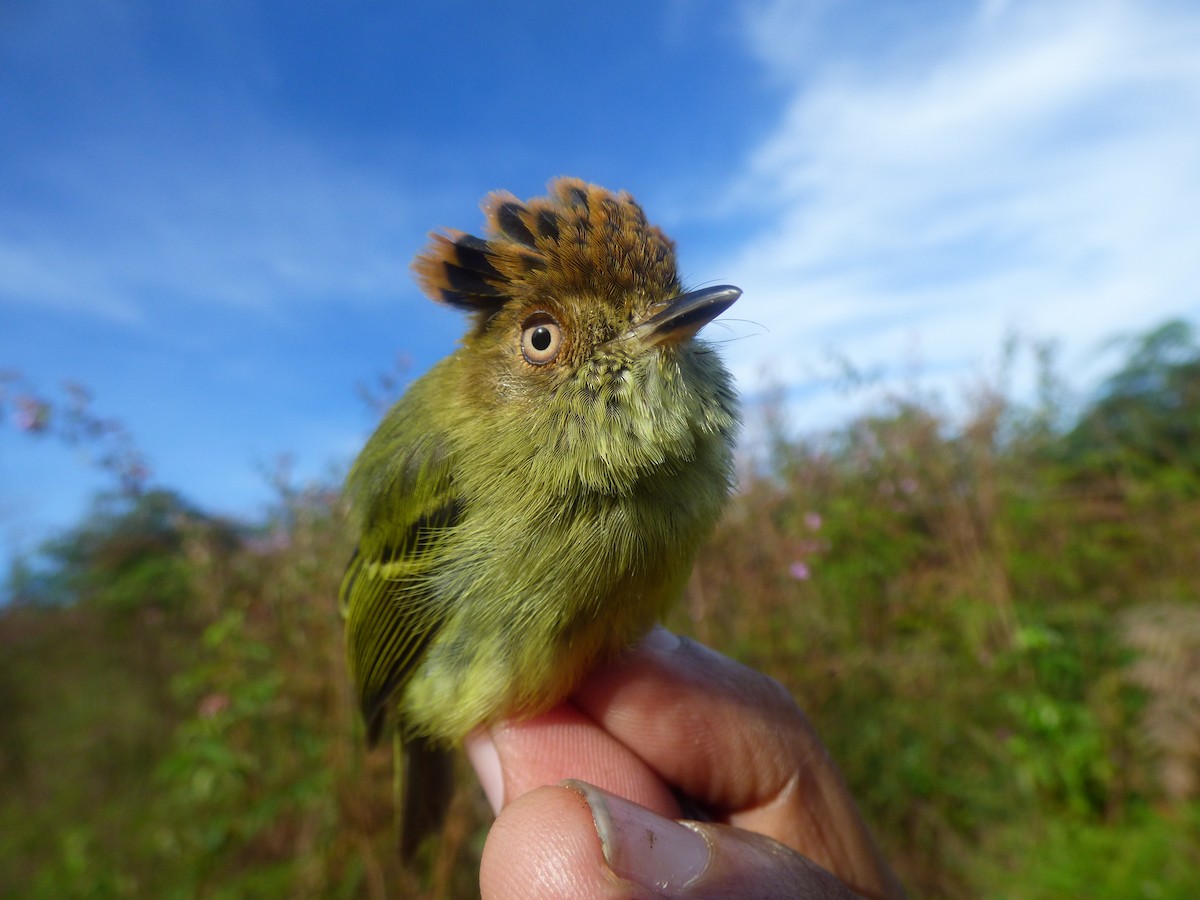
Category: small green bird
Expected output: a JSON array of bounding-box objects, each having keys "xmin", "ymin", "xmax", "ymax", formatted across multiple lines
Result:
[{"xmin": 339, "ymin": 177, "xmax": 740, "ymax": 855}]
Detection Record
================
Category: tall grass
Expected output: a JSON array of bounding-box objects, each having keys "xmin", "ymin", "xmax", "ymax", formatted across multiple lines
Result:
[{"xmin": 3, "ymin": 329, "xmax": 1199, "ymax": 897}]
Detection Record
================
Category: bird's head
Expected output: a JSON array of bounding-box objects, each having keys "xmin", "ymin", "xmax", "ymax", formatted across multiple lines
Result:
[
  {"xmin": 412, "ymin": 177, "xmax": 739, "ymax": 491},
  {"xmin": 414, "ymin": 176, "xmax": 738, "ymax": 382}
]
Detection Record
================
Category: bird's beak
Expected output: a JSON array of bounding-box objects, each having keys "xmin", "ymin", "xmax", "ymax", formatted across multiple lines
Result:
[{"xmin": 620, "ymin": 285, "xmax": 741, "ymax": 349}]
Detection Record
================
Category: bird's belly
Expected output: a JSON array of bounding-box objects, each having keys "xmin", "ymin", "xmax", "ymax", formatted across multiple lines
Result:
[{"xmin": 398, "ymin": 559, "xmax": 683, "ymax": 742}]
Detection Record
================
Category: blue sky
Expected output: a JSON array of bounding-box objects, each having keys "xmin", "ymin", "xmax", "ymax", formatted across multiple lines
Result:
[{"xmin": 3, "ymin": 0, "xmax": 1200, "ymax": 568}]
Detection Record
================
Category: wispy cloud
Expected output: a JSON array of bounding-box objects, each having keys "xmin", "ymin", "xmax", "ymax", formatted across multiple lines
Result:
[
  {"xmin": 0, "ymin": 0, "xmax": 421, "ymax": 329},
  {"xmin": 0, "ymin": 128, "xmax": 416, "ymax": 325},
  {"xmin": 722, "ymin": 0, "xmax": 1200, "ymax": 417}
]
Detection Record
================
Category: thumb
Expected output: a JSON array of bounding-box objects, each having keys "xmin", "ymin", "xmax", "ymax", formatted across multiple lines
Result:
[
  {"xmin": 674, "ymin": 820, "xmax": 865, "ymax": 899},
  {"xmin": 481, "ymin": 780, "xmax": 864, "ymax": 899}
]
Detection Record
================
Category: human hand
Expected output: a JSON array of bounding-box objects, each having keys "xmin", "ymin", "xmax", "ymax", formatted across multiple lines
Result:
[{"xmin": 467, "ymin": 628, "xmax": 905, "ymax": 899}]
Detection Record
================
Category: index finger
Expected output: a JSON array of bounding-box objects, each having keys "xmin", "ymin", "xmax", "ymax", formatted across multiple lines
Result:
[{"xmin": 573, "ymin": 628, "xmax": 899, "ymax": 896}]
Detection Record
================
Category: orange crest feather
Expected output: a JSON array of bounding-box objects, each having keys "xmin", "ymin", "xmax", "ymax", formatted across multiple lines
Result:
[{"xmin": 412, "ymin": 178, "xmax": 681, "ymax": 318}]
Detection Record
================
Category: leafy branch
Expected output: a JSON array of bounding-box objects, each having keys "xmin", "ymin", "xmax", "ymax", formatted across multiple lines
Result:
[{"xmin": 0, "ymin": 370, "xmax": 150, "ymax": 494}]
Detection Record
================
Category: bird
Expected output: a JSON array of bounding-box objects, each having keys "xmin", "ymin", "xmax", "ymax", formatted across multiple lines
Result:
[{"xmin": 338, "ymin": 176, "xmax": 740, "ymax": 856}]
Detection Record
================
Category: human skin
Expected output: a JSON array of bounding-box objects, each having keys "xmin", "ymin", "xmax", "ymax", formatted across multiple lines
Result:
[{"xmin": 468, "ymin": 628, "xmax": 906, "ymax": 899}]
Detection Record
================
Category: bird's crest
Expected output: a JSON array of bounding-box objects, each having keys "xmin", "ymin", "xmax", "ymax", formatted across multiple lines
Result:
[{"xmin": 412, "ymin": 178, "xmax": 681, "ymax": 321}]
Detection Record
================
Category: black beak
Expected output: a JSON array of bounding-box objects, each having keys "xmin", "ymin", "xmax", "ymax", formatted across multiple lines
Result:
[{"xmin": 629, "ymin": 284, "xmax": 741, "ymax": 347}]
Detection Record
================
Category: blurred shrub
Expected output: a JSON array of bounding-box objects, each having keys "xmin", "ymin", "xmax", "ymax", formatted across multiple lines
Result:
[
  {"xmin": 1123, "ymin": 603, "xmax": 1200, "ymax": 804},
  {"xmin": 4, "ymin": 320, "xmax": 1200, "ymax": 897}
]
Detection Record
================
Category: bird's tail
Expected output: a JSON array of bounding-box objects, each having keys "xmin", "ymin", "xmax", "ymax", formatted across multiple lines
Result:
[{"xmin": 395, "ymin": 732, "xmax": 455, "ymax": 860}]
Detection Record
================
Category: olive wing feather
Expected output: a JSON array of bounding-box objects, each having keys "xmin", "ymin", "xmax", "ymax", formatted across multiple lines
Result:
[{"xmin": 339, "ymin": 405, "xmax": 462, "ymax": 745}]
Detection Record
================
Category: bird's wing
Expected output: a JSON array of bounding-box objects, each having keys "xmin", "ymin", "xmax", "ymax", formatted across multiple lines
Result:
[{"xmin": 339, "ymin": 405, "xmax": 462, "ymax": 745}]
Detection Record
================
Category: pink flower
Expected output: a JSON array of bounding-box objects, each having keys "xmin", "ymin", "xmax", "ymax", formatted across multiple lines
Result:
[
  {"xmin": 803, "ymin": 511, "xmax": 822, "ymax": 531},
  {"xmin": 13, "ymin": 396, "xmax": 49, "ymax": 433},
  {"xmin": 789, "ymin": 561, "xmax": 811, "ymax": 581},
  {"xmin": 198, "ymin": 693, "xmax": 231, "ymax": 719}
]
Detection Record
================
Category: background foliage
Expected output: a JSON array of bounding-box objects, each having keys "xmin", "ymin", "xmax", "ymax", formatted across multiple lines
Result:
[{"xmin": 3, "ymin": 321, "xmax": 1200, "ymax": 898}]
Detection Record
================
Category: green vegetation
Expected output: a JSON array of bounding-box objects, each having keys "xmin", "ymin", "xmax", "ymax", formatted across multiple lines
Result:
[{"xmin": 3, "ymin": 321, "xmax": 1200, "ymax": 897}]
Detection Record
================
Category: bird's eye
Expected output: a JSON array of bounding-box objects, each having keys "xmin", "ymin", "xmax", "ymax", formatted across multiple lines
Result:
[{"xmin": 520, "ymin": 314, "xmax": 563, "ymax": 365}]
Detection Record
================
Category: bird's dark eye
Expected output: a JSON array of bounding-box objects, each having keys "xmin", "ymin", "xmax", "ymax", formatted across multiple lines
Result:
[{"xmin": 520, "ymin": 314, "xmax": 563, "ymax": 365}]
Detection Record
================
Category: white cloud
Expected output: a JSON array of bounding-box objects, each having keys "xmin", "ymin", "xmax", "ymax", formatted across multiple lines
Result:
[
  {"xmin": 722, "ymin": 0, "xmax": 1200, "ymax": 423},
  {"xmin": 0, "ymin": 120, "xmax": 415, "ymax": 325},
  {"xmin": 0, "ymin": 238, "xmax": 144, "ymax": 324}
]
